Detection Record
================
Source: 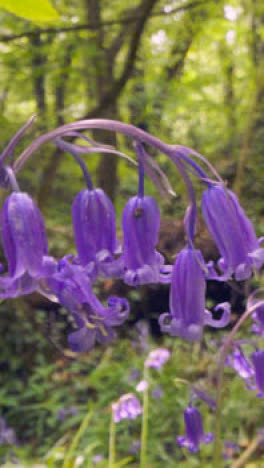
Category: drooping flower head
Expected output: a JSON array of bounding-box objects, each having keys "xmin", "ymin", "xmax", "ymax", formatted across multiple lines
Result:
[
  {"xmin": 202, "ymin": 185, "xmax": 264, "ymax": 280},
  {"xmin": 190, "ymin": 387, "xmax": 216, "ymax": 410},
  {"xmin": 227, "ymin": 344, "xmax": 264, "ymax": 396},
  {"xmin": 112, "ymin": 393, "xmax": 142, "ymax": 423},
  {"xmin": 53, "ymin": 258, "xmax": 129, "ymax": 352},
  {"xmin": 177, "ymin": 406, "xmax": 214, "ymax": 453},
  {"xmin": 121, "ymin": 195, "xmax": 171, "ymax": 285},
  {"xmin": 72, "ymin": 188, "xmax": 120, "ymax": 279},
  {"xmin": 0, "ymin": 192, "xmax": 56, "ymax": 298},
  {"xmin": 159, "ymin": 247, "xmax": 230, "ymax": 341}
]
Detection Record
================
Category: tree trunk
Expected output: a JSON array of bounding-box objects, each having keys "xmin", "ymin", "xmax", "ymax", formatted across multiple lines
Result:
[{"xmin": 37, "ymin": 43, "xmax": 74, "ymax": 209}]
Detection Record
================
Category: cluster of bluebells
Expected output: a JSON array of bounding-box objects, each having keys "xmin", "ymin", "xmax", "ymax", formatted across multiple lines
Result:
[
  {"xmin": 114, "ymin": 348, "xmax": 216, "ymax": 455},
  {"xmin": 1, "ymin": 118, "xmax": 264, "ymax": 355},
  {"xmin": 1, "ymin": 117, "xmax": 264, "ymax": 465}
]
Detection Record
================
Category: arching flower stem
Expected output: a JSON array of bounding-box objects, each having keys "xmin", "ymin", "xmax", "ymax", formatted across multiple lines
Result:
[
  {"xmin": 15, "ymin": 119, "xmax": 199, "ymax": 246},
  {"xmin": 0, "ymin": 114, "xmax": 36, "ymax": 164},
  {"xmin": 5, "ymin": 166, "xmax": 20, "ymax": 192},
  {"xmin": 135, "ymin": 141, "xmax": 145, "ymax": 198},
  {"xmin": 55, "ymin": 138, "xmax": 94, "ymax": 190}
]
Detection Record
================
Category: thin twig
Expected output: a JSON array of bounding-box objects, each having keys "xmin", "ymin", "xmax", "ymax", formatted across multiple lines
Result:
[
  {"xmin": 0, "ymin": 1, "xmax": 210, "ymax": 43},
  {"xmin": 231, "ymin": 435, "xmax": 262, "ymax": 468}
]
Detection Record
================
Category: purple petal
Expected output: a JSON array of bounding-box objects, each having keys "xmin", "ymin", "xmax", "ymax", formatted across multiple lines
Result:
[{"xmin": 204, "ymin": 302, "xmax": 231, "ymax": 329}]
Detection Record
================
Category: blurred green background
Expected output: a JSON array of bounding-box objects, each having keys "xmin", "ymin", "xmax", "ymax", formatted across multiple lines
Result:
[{"xmin": 1, "ymin": 0, "xmax": 264, "ymax": 466}]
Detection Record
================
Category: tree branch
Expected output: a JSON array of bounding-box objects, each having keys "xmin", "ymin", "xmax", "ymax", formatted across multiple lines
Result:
[
  {"xmin": 80, "ymin": 0, "xmax": 159, "ymax": 119},
  {"xmin": 0, "ymin": 0, "xmax": 210, "ymax": 43}
]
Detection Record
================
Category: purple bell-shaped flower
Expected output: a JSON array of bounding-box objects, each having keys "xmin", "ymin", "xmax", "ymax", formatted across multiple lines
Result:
[
  {"xmin": 202, "ymin": 185, "xmax": 264, "ymax": 281},
  {"xmin": 72, "ymin": 188, "xmax": 121, "ymax": 279},
  {"xmin": 112, "ymin": 393, "xmax": 142, "ymax": 423},
  {"xmin": 53, "ymin": 258, "xmax": 129, "ymax": 352},
  {"xmin": 252, "ymin": 350, "xmax": 264, "ymax": 396},
  {"xmin": 159, "ymin": 247, "xmax": 230, "ymax": 341},
  {"xmin": 0, "ymin": 192, "xmax": 56, "ymax": 298},
  {"xmin": 121, "ymin": 195, "xmax": 171, "ymax": 285},
  {"xmin": 247, "ymin": 295, "xmax": 264, "ymax": 336},
  {"xmin": 226, "ymin": 345, "xmax": 255, "ymax": 385},
  {"xmin": 177, "ymin": 406, "xmax": 214, "ymax": 453}
]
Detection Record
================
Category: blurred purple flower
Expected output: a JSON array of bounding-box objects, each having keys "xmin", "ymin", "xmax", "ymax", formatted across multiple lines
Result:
[
  {"xmin": 226, "ymin": 346, "xmax": 255, "ymax": 382},
  {"xmin": 112, "ymin": 393, "xmax": 142, "ymax": 423},
  {"xmin": 202, "ymin": 185, "xmax": 264, "ymax": 281},
  {"xmin": 128, "ymin": 368, "xmax": 141, "ymax": 381},
  {"xmin": 136, "ymin": 380, "xmax": 148, "ymax": 392},
  {"xmin": 56, "ymin": 406, "xmax": 79, "ymax": 422},
  {"xmin": 145, "ymin": 348, "xmax": 171, "ymax": 370},
  {"xmin": 177, "ymin": 406, "xmax": 214, "ymax": 453},
  {"xmin": 190, "ymin": 387, "xmax": 216, "ymax": 410},
  {"xmin": 159, "ymin": 247, "xmax": 230, "ymax": 341},
  {"xmin": 227, "ymin": 345, "xmax": 264, "ymax": 397},
  {"xmin": 252, "ymin": 350, "xmax": 264, "ymax": 396},
  {"xmin": 151, "ymin": 385, "xmax": 163, "ymax": 400},
  {"xmin": 248, "ymin": 298, "xmax": 264, "ymax": 336},
  {"xmin": 92, "ymin": 454, "xmax": 104, "ymax": 464},
  {"xmin": 0, "ymin": 192, "xmax": 56, "ymax": 299},
  {"xmin": 129, "ymin": 440, "xmax": 141, "ymax": 454},
  {"xmin": 121, "ymin": 195, "xmax": 172, "ymax": 285},
  {"xmin": 222, "ymin": 440, "xmax": 240, "ymax": 460},
  {"xmin": 0, "ymin": 418, "xmax": 17, "ymax": 446}
]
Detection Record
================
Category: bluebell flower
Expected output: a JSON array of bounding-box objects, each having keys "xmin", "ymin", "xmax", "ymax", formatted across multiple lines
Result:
[
  {"xmin": 151, "ymin": 385, "xmax": 163, "ymax": 400},
  {"xmin": 248, "ymin": 297, "xmax": 264, "ymax": 336},
  {"xmin": 121, "ymin": 195, "xmax": 171, "ymax": 285},
  {"xmin": 222, "ymin": 441, "xmax": 240, "ymax": 461},
  {"xmin": 0, "ymin": 192, "xmax": 56, "ymax": 299},
  {"xmin": 159, "ymin": 247, "xmax": 230, "ymax": 341},
  {"xmin": 53, "ymin": 258, "xmax": 129, "ymax": 352},
  {"xmin": 190, "ymin": 387, "xmax": 216, "ymax": 410},
  {"xmin": 227, "ymin": 345, "xmax": 264, "ymax": 396},
  {"xmin": 226, "ymin": 345, "xmax": 255, "ymax": 386},
  {"xmin": 72, "ymin": 188, "xmax": 122, "ymax": 279},
  {"xmin": 145, "ymin": 348, "xmax": 171, "ymax": 370},
  {"xmin": 177, "ymin": 406, "xmax": 214, "ymax": 453},
  {"xmin": 252, "ymin": 350, "xmax": 264, "ymax": 396},
  {"xmin": 202, "ymin": 185, "xmax": 264, "ymax": 280},
  {"xmin": 112, "ymin": 393, "xmax": 142, "ymax": 423}
]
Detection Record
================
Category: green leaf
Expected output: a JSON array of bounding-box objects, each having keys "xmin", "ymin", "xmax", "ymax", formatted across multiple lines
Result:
[{"xmin": 0, "ymin": 0, "xmax": 59, "ymax": 23}]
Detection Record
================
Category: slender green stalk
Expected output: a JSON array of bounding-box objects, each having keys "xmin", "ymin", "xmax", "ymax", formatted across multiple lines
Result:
[
  {"xmin": 140, "ymin": 365, "xmax": 149, "ymax": 468},
  {"xmin": 213, "ymin": 301, "xmax": 264, "ymax": 467},
  {"xmin": 63, "ymin": 409, "xmax": 93, "ymax": 468},
  {"xmin": 108, "ymin": 410, "xmax": 116, "ymax": 468}
]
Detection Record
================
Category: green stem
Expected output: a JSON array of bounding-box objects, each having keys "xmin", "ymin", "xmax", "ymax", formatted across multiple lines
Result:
[
  {"xmin": 108, "ymin": 410, "xmax": 116, "ymax": 468},
  {"xmin": 62, "ymin": 408, "xmax": 93, "ymax": 468},
  {"xmin": 140, "ymin": 365, "xmax": 149, "ymax": 468},
  {"xmin": 213, "ymin": 301, "xmax": 264, "ymax": 467}
]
